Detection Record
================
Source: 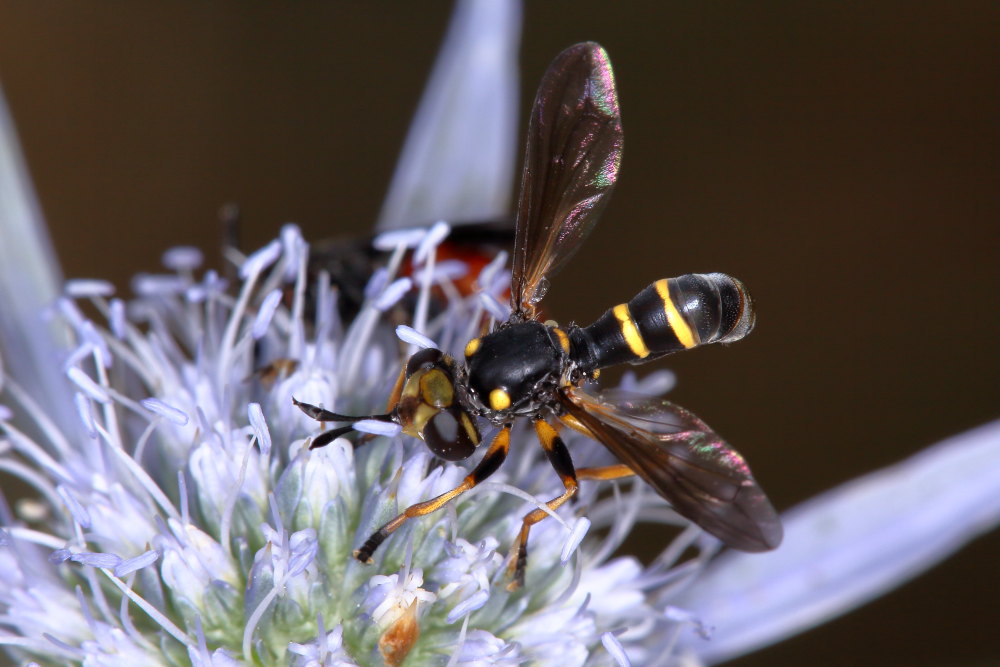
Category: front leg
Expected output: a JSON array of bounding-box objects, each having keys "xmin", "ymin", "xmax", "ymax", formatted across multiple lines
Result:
[{"xmin": 355, "ymin": 426, "xmax": 512, "ymax": 563}]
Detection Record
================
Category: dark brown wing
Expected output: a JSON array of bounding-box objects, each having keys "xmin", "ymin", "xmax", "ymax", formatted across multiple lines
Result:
[
  {"xmin": 510, "ymin": 42, "xmax": 624, "ymax": 319},
  {"xmin": 563, "ymin": 387, "xmax": 782, "ymax": 551}
]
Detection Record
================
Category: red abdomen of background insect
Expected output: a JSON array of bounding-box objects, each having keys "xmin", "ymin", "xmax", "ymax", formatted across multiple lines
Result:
[{"xmin": 400, "ymin": 241, "xmax": 512, "ymax": 303}]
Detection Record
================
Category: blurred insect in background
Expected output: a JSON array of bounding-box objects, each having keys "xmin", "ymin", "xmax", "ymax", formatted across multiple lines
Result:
[
  {"xmin": 306, "ymin": 219, "xmax": 513, "ymax": 323},
  {"xmin": 296, "ymin": 41, "xmax": 782, "ymax": 588},
  {"xmin": 232, "ymin": 206, "xmax": 513, "ymax": 388}
]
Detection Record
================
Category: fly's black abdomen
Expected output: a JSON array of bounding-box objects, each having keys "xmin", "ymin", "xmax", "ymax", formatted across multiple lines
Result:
[{"xmin": 572, "ymin": 273, "xmax": 755, "ymax": 371}]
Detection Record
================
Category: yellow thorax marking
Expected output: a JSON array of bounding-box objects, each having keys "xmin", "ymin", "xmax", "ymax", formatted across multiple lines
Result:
[
  {"xmin": 489, "ymin": 388, "xmax": 512, "ymax": 411},
  {"xmin": 464, "ymin": 337, "xmax": 481, "ymax": 358}
]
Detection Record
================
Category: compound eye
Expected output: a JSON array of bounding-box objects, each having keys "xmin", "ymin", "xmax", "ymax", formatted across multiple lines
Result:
[
  {"xmin": 406, "ymin": 347, "xmax": 443, "ymax": 376},
  {"xmin": 424, "ymin": 409, "xmax": 478, "ymax": 461}
]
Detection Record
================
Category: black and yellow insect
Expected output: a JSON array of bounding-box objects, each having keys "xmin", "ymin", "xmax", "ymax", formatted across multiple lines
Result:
[{"xmin": 295, "ymin": 42, "xmax": 782, "ymax": 589}]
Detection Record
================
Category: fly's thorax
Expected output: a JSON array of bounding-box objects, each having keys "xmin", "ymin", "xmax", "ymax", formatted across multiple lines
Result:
[
  {"xmin": 396, "ymin": 348, "xmax": 481, "ymax": 461},
  {"xmin": 462, "ymin": 320, "xmax": 570, "ymax": 419}
]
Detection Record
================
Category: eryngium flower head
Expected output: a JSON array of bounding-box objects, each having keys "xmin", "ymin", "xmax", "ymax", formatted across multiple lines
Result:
[
  {"xmin": 3, "ymin": 0, "xmax": 999, "ymax": 663},
  {"xmin": 0, "ymin": 224, "xmax": 707, "ymax": 666}
]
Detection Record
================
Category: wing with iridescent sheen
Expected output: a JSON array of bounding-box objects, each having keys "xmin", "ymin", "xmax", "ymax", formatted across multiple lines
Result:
[
  {"xmin": 510, "ymin": 42, "xmax": 624, "ymax": 318},
  {"xmin": 563, "ymin": 387, "xmax": 782, "ymax": 551}
]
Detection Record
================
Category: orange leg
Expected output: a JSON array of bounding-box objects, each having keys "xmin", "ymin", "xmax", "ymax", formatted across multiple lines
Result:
[
  {"xmin": 354, "ymin": 362, "xmax": 409, "ymax": 446},
  {"xmin": 505, "ymin": 420, "xmax": 580, "ymax": 590},
  {"xmin": 383, "ymin": 362, "xmax": 407, "ymax": 414},
  {"xmin": 577, "ymin": 464, "xmax": 635, "ymax": 482},
  {"xmin": 506, "ymin": 425, "xmax": 638, "ymax": 590},
  {"xmin": 355, "ymin": 426, "xmax": 511, "ymax": 563},
  {"xmin": 557, "ymin": 414, "xmax": 637, "ymax": 483},
  {"xmin": 558, "ymin": 412, "xmax": 597, "ymax": 439}
]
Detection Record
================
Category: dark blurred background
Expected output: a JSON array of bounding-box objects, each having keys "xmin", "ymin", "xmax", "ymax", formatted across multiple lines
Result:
[{"xmin": 1, "ymin": 2, "xmax": 997, "ymax": 665}]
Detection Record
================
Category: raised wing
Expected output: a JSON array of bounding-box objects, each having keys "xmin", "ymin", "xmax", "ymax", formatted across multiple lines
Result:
[
  {"xmin": 563, "ymin": 387, "xmax": 782, "ymax": 552},
  {"xmin": 510, "ymin": 42, "xmax": 624, "ymax": 319}
]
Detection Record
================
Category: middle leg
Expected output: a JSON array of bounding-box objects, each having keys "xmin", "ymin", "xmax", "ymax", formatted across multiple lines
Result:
[{"xmin": 505, "ymin": 419, "xmax": 580, "ymax": 591}]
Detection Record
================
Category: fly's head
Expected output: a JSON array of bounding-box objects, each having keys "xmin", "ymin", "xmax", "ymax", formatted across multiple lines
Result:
[{"xmin": 397, "ymin": 347, "xmax": 481, "ymax": 461}]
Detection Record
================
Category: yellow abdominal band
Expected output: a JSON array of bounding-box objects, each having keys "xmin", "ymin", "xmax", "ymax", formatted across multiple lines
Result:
[{"xmin": 612, "ymin": 304, "xmax": 650, "ymax": 358}]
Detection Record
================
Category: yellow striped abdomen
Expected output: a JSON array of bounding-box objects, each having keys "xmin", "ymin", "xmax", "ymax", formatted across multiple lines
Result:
[{"xmin": 569, "ymin": 272, "xmax": 755, "ymax": 371}]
